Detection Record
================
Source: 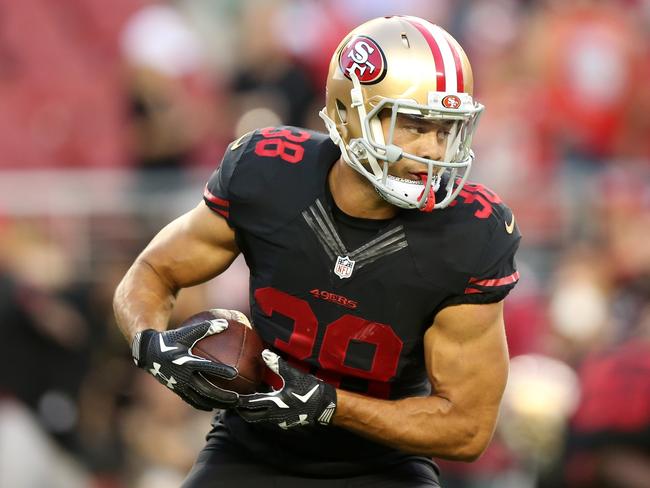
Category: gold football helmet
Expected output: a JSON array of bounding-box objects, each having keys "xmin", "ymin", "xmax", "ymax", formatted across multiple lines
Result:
[{"xmin": 320, "ymin": 16, "xmax": 484, "ymax": 211}]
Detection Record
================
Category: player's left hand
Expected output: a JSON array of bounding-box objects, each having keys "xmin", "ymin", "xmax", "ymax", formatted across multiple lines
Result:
[{"xmin": 236, "ymin": 349, "xmax": 337, "ymax": 430}]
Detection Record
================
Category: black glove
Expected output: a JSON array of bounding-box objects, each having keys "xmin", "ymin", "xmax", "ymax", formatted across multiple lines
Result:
[
  {"xmin": 131, "ymin": 319, "xmax": 239, "ymax": 411},
  {"xmin": 236, "ymin": 350, "xmax": 337, "ymax": 430}
]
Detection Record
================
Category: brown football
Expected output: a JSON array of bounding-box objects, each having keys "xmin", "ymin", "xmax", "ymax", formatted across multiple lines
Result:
[{"xmin": 186, "ymin": 310, "xmax": 265, "ymax": 394}]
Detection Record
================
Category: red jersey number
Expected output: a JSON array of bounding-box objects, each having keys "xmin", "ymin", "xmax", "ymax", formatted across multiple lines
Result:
[
  {"xmin": 450, "ymin": 183, "xmax": 502, "ymax": 219},
  {"xmin": 254, "ymin": 127, "xmax": 311, "ymax": 164},
  {"xmin": 254, "ymin": 287, "xmax": 403, "ymax": 398}
]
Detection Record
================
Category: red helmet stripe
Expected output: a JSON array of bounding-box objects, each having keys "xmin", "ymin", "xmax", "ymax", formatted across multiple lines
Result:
[
  {"xmin": 444, "ymin": 33, "xmax": 464, "ymax": 92},
  {"xmin": 405, "ymin": 18, "xmax": 446, "ymax": 91}
]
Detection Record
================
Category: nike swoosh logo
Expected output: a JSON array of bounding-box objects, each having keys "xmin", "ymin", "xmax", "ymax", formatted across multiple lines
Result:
[
  {"xmin": 505, "ymin": 214, "xmax": 515, "ymax": 234},
  {"xmin": 230, "ymin": 132, "xmax": 251, "ymax": 151},
  {"xmin": 159, "ymin": 336, "xmax": 178, "ymax": 353},
  {"xmin": 248, "ymin": 396, "xmax": 290, "ymax": 408},
  {"xmin": 291, "ymin": 384, "xmax": 319, "ymax": 403},
  {"xmin": 172, "ymin": 355, "xmax": 208, "ymax": 365}
]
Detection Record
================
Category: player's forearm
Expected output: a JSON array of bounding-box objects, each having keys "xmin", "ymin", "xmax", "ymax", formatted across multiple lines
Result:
[
  {"xmin": 333, "ymin": 389, "xmax": 494, "ymax": 461},
  {"xmin": 113, "ymin": 258, "xmax": 178, "ymax": 344}
]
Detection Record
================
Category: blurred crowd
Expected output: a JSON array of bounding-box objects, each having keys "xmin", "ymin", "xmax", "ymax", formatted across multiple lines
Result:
[{"xmin": 0, "ymin": 0, "xmax": 649, "ymax": 487}]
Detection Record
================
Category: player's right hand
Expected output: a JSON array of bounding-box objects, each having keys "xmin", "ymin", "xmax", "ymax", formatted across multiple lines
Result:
[{"xmin": 131, "ymin": 320, "xmax": 239, "ymax": 411}]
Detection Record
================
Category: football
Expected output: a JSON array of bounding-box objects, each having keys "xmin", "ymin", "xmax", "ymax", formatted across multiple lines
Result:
[{"xmin": 186, "ymin": 309, "xmax": 265, "ymax": 394}]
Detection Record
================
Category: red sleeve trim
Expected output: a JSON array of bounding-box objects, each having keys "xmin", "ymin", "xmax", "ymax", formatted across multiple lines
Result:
[
  {"xmin": 464, "ymin": 271, "xmax": 519, "ymax": 294},
  {"xmin": 464, "ymin": 287, "xmax": 483, "ymax": 294},
  {"xmin": 468, "ymin": 271, "xmax": 519, "ymax": 287},
  {"xmin": 203, "ymin": 186, "xmax": 230, "ymax": 207}
]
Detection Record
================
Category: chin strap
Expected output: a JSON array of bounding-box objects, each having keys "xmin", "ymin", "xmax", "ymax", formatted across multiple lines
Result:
[
  {"xmin": 319, "ymin": 108, "xmax": 341, "ymax": 145},
  {"xmin": 319, "ymin": 109, "xmax": 358, "ymax": 173},
  {"xmin": 417, "ymin": 174, "xmax": 436, "ymax": 212},
  {"xmin": 348, "ymin": 72, "xmax": 384, "ymax": 178}
]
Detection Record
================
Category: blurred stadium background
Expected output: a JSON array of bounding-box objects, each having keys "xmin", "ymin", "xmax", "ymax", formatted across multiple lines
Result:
[{"xmin": 0, "ymin": 0, "xmax": 649, "ymax": 487}]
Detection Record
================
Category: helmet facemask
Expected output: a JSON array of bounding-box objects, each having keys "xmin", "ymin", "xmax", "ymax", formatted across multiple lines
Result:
[{"xmin": 321, "ymin": 73, "xmax": 483, "ymax": 211}]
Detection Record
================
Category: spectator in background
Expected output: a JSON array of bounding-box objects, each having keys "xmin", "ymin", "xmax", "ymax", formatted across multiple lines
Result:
[
  {"xmin": 561, "ymin": 306, "xmax": 650, "ymax": 488},
  {"xmin": 546, "ymin": 245, "xmax": 614, "ymax": 366},
  {"xmin": 0, "ymin": 219, "xmax": 93, "ymax": 487},
  {"xmin": 227, "ymin": 1, "xmax": 316, "ymax": 132},
  {"xmin": 121, "ymin": 4, "xmax": 229, "ymax": 190},
  {"xmin": 526, "ymin": 0, "xmax": 646, "ymax": 161},
  {"xmin": 524, "ymin": 0, "xmax": 648, "ymax": 239}
]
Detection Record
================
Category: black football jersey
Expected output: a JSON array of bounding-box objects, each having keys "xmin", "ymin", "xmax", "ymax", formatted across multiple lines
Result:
[{"xmin": 202, "ymin": 126, "xmax": 521, "ymax": 475}]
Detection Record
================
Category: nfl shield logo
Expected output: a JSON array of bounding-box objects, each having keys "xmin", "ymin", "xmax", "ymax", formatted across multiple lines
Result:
[{"xmin": 334, "ymin": 256, "xmax": 355, "ymax": 279}]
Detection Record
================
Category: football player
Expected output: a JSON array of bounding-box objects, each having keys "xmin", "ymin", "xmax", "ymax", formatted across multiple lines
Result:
[{"xmin": 114, "ymin": 16, "xmax": 520, "ymax": 487}]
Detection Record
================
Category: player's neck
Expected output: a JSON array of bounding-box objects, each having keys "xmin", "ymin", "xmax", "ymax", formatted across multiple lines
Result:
[{"xmin": 328, "ymin": 159, "xmax": 398, "ymax": 220}]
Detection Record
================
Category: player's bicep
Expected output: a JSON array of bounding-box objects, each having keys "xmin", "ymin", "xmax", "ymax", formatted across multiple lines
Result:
[
  {"xmin": 138, "ymin": 202, "xmax": 240, "ymax": 290},
  {"xmin": 424, "ymin": 301, "xmax": 509, "ymax": 424}
]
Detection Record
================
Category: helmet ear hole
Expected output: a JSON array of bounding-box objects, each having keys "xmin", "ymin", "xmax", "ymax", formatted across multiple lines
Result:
[{"xmin": 335, "ymin": 99, "xmax": 348, "ymax": 123}]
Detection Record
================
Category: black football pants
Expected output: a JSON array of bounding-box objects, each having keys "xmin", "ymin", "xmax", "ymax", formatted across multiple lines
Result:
[{"xmin": 181, "ymin": 440, "xmax": 441, "ymax": 488}]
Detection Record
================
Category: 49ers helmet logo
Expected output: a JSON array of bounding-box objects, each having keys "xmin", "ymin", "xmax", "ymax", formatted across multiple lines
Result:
[
  {"xmin": 442, "ymin": 95, "xmax": 462, "ymax": 109},
  {"xmin": 339, "ymin": 36, "xmax": 387, "ymax": 84}
]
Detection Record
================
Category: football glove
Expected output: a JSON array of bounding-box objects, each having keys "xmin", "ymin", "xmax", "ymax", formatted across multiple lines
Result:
[
  {"xmin": 131, "ymin": 319, "xmax": 239, "ymax": 411},
  {"xmin": 236, "ymin": 350, "xmax": 337, "ymax": 430}
]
